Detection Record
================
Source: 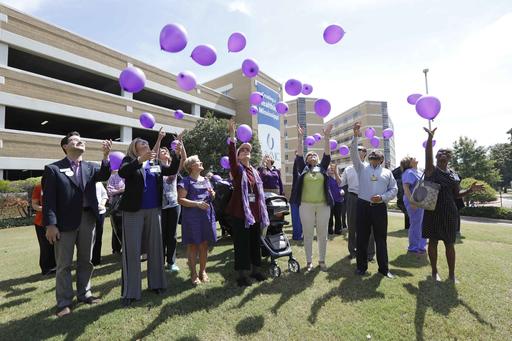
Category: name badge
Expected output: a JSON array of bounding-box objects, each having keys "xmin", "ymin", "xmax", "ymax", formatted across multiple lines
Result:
[
  {"xmin": 311, "ymin": 166, "xmax": 321, "ymax": 173},
  {"xmin": 59, "ymin": 168, "xmax": 71, "ymax": 173},
  {"xmin": 150, "ymin": 165, "xmax": 161, "ymax": 173},
  {"xmin": 371, "ymin": 175, "xmax": 378, "ymax": 181},
  {"xmin": 248, "ymin": 193, "xmax": 256, "ymax": 203}
]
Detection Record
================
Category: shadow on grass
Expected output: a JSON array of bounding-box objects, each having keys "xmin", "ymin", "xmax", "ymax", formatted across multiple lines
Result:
[
  {"xmin": 390, "ymin": 253, "xmax": 429, "ymax": 269},
  {"xmin": 388, "ymin": 229, "xmax": 409, "ymax": 238},
  {"xmin": 236, "ymin": 315, "xmax": 265, "ymax": 336},
  {"xmin": 0, "ymin": 297, "xmax": 30, "ymax": 309},
  {"xmin": 404, "ymin": 279, "xmax": 495, "ymax": 341}
]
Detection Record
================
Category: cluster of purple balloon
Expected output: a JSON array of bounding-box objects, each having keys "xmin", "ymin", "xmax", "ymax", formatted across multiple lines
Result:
[
  {"xmin": 285, "ymin": 79, "xmax": 313, "ymax": 96},
  {"xmin": 364, "ymin": 128, "xmax": 380, "ymax": 148},
  {"xmin": 407, "ymin": 93, "xmax": 441, "ymax": 120}
]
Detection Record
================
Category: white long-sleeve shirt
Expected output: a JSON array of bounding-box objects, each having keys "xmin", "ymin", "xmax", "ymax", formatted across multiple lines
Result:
[{"xmin": 95, "ymin": 182, "xmax": 108, "ymax": 214}]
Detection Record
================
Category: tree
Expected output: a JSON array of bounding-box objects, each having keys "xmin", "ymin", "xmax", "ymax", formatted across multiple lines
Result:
[
  {"xmin": 489, "ymin": 143, "xmax": 512, "ymax": 191},
  {"xmin": 507, "ymin": 128, "xmax": 512, "ymax": 143},
  {"xmin": 460, "ymin": 178, "xmax": 497, "ymax": 205},
  {"xmin": 182, "ymin": 112, "xmax": 261, "ymax": 177},
  {"xmin": 451, "ymin": 136, "xmax": 501, "ymax": 188}
]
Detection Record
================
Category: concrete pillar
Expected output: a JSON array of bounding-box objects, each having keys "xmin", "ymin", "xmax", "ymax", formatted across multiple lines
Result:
[
  {"xmin": 192, "ymin": 104, "xmax": 201, "ymax": 117},
  {"xmin": 120, "ymin": 126, "xmax": 132, "ymax": 143},
  {"xmin": 0, "ymin": 105, "xmax": 5, "ymax": 128},
  {"xmin": 0, "ymin": 170, "xmax": 4, "ymax": 180},
  {"xmin": 0, "ymin": 42, "xmax": 8, "ymax": 65}
]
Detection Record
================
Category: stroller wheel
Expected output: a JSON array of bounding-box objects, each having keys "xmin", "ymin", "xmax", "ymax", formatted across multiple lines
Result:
[
  {"xmin": 288, "ymin": 259, "xmax": 300, "ymax": 273},
  {"xmin": 269, "ymin": 264, "xmax": 281, "ymax": 278}
]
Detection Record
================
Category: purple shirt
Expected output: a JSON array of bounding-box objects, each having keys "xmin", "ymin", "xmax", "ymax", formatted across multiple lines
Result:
[
  {"xmin": 141, "ymin": 166, "xmax": 159, "ymax": 209},
  {"xmin": 328, "ymin": 177, "xmax": 344, "ymax": 203},
  {"xmin": 402, "ymin": 168, "xmax": 422, "ymax": 205},
  {"xmin": 258, "ymin": 166, "xmax": 284, "ymax": 195}
]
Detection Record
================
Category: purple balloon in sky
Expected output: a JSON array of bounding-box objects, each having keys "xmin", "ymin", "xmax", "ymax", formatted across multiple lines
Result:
[
  {"xmin": 407, "ymin": 93, "xmax": 422, "ymax": 105},
  {"xmin": 314, "ymin": 99, "xmax": 331, "ymax": 118},
  {"xmin": 416, "ymin": 96, "xmax": 441, "ymax": 120},
  {"xmin": 422, "ymin": 139, "xmax": 437, "ymax": 148},
  {"xmin": 382, "ymin": 128, "xmax": 394, "ymax": 139},
  {"xmin": 160, "ymin": 23, "xmax": 188, "ymax": 52},
  {"xmin": 191, "ymin": 44, "xmax": 217, "ymax": 66},
  {"xmin": 108, "ymin": 151, "xmax": 125, "ymax": 171},
  {"xmin": 220, "ymin": 156, "xmax": 230, "ymax": 169},
  {"xmin": 365, "ymin": 127, "xmax": 376, "ymax": 139},
  {"xmin": 370, "ymin": 136, "xmax": 380, "ymax": 148},
  {"xmin": 237, "ymin": 124, "xmax": 253, "ymax": 142},
  {"xmin": 305, "ymin": 136, "xmax": 316, "ymax": 147},
  {"xmin": 176, "ymin": 71, "xmax": 197, "ymax": 91},
  {"xmin": 228, "ymin": 32, "xmax": 246, "ymax": 52},
  {"xmin": 139, "ymin": 112, "xmax": 155, "ymax": 129},
  {"xmin": 249, "ymin": 92, "xmax": 263, "ymax": 105},
  {"xmin": 323, "ymin": 24, "xmax": 345, "ymax": 44},
  {"xmin": 302, "ymin": 84, "xmax": 313, "ymax": 95},
  {"xmin": 285, "ymin": 79, "xmax": 302, "ymax": 96},
  {"xmin": 313, "ymin": 133, "xmax": 322, "ymax": 141},
  {"xmin": 119, "ymin": 66, "xmax": 146, "ymax": 93},
  {"xmin": 339, "ymin": 145, "xmax": 349, "ymax": 156},
  {"xmin": 174, "ymin": 109, "xmax": 184, "ymax": 120},
  {"xmin": 329, "ymin": 139, "xmax": 338, "ymax": 151},
  {"xmin": 275, "ymin": 102, "xmax": 289, "ymax": 115},
  {"xmin": 241, "ymin": 58, "xmax": 259, "ymax": 78},
  {"xmin": 249, "ymin": 106, "xmax": 258, "ymax": 115}
]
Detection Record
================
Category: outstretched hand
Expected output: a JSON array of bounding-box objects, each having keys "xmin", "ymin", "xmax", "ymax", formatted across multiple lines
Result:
[
  {"xmin": 297, "ymin": 125, "xmax": 304, "ymax": 137},
  {"xmin": 470, "ymin": 182, "xmax": 484, "ymax": 193},
  {"xmin": 323, "ymin": 123, "xmax": 333, "ymax": 136},
  {"xmin": 228, "ymin": 118, "xmax": 236, "ymax": 137},
  {"xmin": 423, "ymin": 127, "xmax": 437, "ymax": 139},
  {"xmin": 353, "ymin": 122, "xmax": 362, "ymax": 137},
  {"xmin": 157, "ymin": 127, "xmax": 166, "ymax": 141}
]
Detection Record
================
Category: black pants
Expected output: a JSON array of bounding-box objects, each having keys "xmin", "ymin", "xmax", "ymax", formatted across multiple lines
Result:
[
  {"xmin": 356, "ymin": 199, "xmax": 389, "ymax": 274},
  {"xmin": 340, "ymin": 201, "xmax": 347, "ymax": 229},
  {"xmin": 34, "ymin": 225, "xmax": 56, "ymax": 274},
  {"xmin": 91, "ymin": 214, "xmax": 105, "ymax": 265},
  {"xmin": 328, "ymin": 202, "xmax": 345, "ymax": 233},
  {"xmin": 231, "ymin": 217, "xmax": 261, "ymax": 271},
  {"xmin": 397, "ymin": 201, "xmax": 410, "ymax": 229},
  {"xmin": 161, "ymin": 206, "xmax": 180, "ymax": 265},
  {"xmin": 111, "ymin": 214, "xmax": 122, "ymax": 253}
]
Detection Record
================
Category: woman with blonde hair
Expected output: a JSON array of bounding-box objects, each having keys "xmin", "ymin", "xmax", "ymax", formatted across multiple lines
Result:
[
  {"xmin": 118, "ymin": 128, "xmax": 181, "ymax": 306},
  {"xmin": 178, "ymin": 155, "xmax": 217, "ymax": 285}
]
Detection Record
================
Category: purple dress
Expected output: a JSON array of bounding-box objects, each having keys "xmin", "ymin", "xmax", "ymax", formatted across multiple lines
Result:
[{"xmin": 178, "ymin": 177, "xmax": 217, "ymax": 245}]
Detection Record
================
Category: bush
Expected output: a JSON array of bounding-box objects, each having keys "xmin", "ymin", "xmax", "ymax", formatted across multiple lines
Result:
[
  {"xmin": 460, "ymin": 206, "xmax": 512, "ymax": 220},
  {"xmin": 0, "ymin": 216, "xmax": 33, "ymax": 229},
  {"xmin": 460, "ymin": 177, "xmax": 497, "ymax": 203}
]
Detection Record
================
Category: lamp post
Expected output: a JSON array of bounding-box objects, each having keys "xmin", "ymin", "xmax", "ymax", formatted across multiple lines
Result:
[{"xmin": 423, "ymin": 68, "xmax": 431, "ymax": 129}]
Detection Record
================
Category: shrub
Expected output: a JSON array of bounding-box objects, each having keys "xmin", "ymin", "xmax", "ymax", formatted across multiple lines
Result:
[
  {"xmin": 460, "ymin": 206, "xmax": 512, "ymax": 220},
  {"xmin": 460, "ymin": 177, "xmax": 497, "ymax": 204},
  {"xmin": 0, "ymin": 216, "xmax": 33, "ymax": 229}
]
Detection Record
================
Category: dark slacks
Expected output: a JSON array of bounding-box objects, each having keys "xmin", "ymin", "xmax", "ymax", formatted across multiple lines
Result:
[
  {"xmin": 91, "ymin": 214, "xmax": 105, "ymax": 264},
  {"xmin": 356, "ymin": 199, "xmax": 389, "ymax": 274},
  {"xmin": 111, "ymin": 214, "xmax": 123, "ymax": 253},
  {"xmin": 161, "ymin": 205, "xmax": 180, "ymax": 265},
  {"xmin": 34, "ymin": 225, "xmax": 56, "ymax": 274},
  {"xmin": 328, "ymin": 201, "xmax": 344, "ymax": 233},
  {"xmin": 231, "ymin": 217, "xmax": 261, "ymax": 271}
]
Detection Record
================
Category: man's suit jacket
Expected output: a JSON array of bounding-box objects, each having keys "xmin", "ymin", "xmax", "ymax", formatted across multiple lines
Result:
[
  {"xmin": 42, "ymin": 158, "xmax": 111, "ymax": 232},
  {"xmin": 118, "ymin": 155, "xmax": 179, "ymax": 212}
]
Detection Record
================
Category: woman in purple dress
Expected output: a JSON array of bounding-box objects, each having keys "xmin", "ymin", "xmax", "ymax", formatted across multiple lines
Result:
[
  {"xmin": 178, "ymin": 155, "xmax": 217, "ymax": 285},
  {"xmin": 258, "ymin": 154, "xmax": 284, "ymax": 195}
]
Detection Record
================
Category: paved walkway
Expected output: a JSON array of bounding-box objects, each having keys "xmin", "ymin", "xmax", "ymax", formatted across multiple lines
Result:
[{"xmin": 388, "ymin": 210, "xmax": 512, "ymax": 226}]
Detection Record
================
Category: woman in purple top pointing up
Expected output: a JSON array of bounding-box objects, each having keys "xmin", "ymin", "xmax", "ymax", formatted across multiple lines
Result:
[{"xmin": 258, "ymin": 154, "xmax": 284, "ymax": 195}]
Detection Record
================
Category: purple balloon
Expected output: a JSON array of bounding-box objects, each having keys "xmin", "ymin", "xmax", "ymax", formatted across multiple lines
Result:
[
  {"xmin": 220, "ymin": 156, "xmax": 230, "ymax": 169},
  {"xmin": 170, "ymin": 140, "xmax": 179, "ymax": 151},
  {"xmin": 139, "ymin": 112, "xmax": 155, "ymax": 129},
  {"xmin": 314, "ymin": 99, "xmax": 331, "ymax": 117},
  {"xmin": 305, "ymin": 136, "xmax": 316, "ymax": 146},
  {"xmin": 174, "ymin": 109, "xmax": 184, "ymax": 120},
  {"xmin": 365, "ymin": 127, "xmax": 376, "ymax": 139},
  {"xmin": 228, "ymin": 32, "xmax": 246, "ymax": 52},
  {"xmin": 313, "ymin": 133, "xmax": 322, "ymax": 141},
  {"xmin": 160, "ymin": 23, "xmax": 188, "ymax": 53},
  {"xmin": 237, "ymin": 124, "xmax": 253, "ymax": 142},
  {"xmin": 108, "ymin": 151, "xmax": 125, "ymax": 171},
  {"xmin": 370, "ymin": 136, "xmax": 380, "ymax": 148},
  {"xmin": 212, "ymin": 174, "xmax": 222, "ymax": 182},
  {"xmin": 422, "ymin": 139, "xmax": 437, "ymax": 148},
  {"xmin": 249, "ymin": 106, "xmax": 258, "ymax": 115},
  {"xmin": 285, "ymin": 79, "xmax": 302, "ymax": 96},
  {"xmin": 339, "ymin": 145, "xmax": 349, "ymax": 156},
  {"xmin": 275, "ymin": 102, "xmax": 289, "ymax": 115},
  {"xmin": 241, "ymin": 58, "xmax": 259, "ymax": 78},
  {"xmin": 323, "ymin": 24, "xmax": 345, "ymax": 44},
  {"xmin": 191, "ymin": 44, "xmax": 217, "ymax": 66},
  {"xmin": 302, "ymin": 83, "xmax": 313, "ymax": 95},
  {"xmin": 176, "ymin": 71, "xmax": 197, "ymax": 91},
  {"xmin": 329, "ymin": 139, "xmax": 338, "ymax": 151},
  {"xmin": 119, "ymin": 66, "xmax": 146, "ymax": 93},
  {"xmin": 416, "ymin": 95, "xmax": 441, "ymax": 120},
  {"xmin": 407, "ymin": 93, "xmax": 422, "ymax": 105},
  {"xmin": 249, "ymin": 92, "xmax": 263, "ymax": 105},
  {"xmin": 382, "ymin": 128, "xmax": 394, "ymax": 139}
]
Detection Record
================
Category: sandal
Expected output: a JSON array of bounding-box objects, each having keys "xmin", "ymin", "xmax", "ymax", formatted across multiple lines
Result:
[{"xmin": 199, "ymin": 272, "xmax": 210, "ymax": 283}]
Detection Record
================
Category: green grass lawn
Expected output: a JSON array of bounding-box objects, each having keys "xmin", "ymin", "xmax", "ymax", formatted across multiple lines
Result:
[{"xmin": 0, "ymin": 216, "xmax": 511, "ymax": 340}]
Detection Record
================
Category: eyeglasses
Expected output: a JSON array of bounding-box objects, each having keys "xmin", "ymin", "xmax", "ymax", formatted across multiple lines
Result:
[
  {"xmin": 368, "ymin": 157, "xmax": 380, "ymax": 160},
  {"xmin": 239, "ymin": 148, "xmax": 251, "ymax": 153},
  {"xmin": 358, "ymin": 149, "xmax": 367, "ymax": 153}
]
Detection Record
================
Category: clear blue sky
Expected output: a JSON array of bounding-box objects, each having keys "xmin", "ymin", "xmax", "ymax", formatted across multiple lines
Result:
[{"xmin": 4, "ymin": 0, "xmax": 512, "ymax": 166}]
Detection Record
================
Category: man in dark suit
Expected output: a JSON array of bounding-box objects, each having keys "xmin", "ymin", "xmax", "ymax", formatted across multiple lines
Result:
[{"xmin": 43, "ymin": 131, "xmax": 112, "ymax": 317}]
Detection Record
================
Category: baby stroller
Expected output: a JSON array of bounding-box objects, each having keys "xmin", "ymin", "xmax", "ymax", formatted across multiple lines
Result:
[{"xmin": 261, "ymin": 192, "xmax": 300, "ymax": 277}]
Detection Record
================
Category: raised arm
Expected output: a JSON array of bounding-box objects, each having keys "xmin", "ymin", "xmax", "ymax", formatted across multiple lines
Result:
[
  {"xmin": 323, "ymin": 123, "xmax": 333, "ymax": 156},
  {"xmin": 334, "ymin": 166, "xmax": 342, "ymax": 185},
  {"xmin": 423, "ymin": 127, "xmax": 437, "ymax": 177},
  {"xmin": 152, "ymin": 127, "xmax": 165, "ymax": 155},
  {"xmin": 349, "ymin": 122, "xmax": 364, "ymax": 173},
  {"xmin": 296, "ymin": 124, "xmax": 304, "ymax": 157},
  {"xmin": 227, "ymin": 119, "xmax": 240, "ymax": 177}
]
